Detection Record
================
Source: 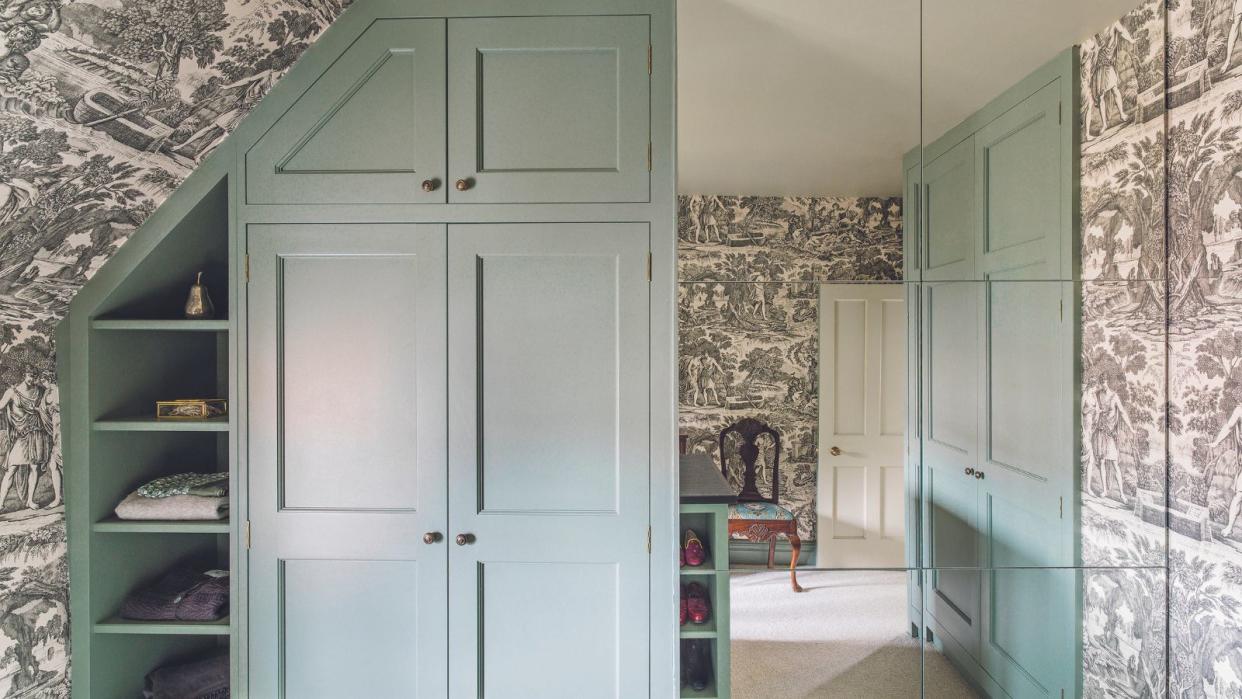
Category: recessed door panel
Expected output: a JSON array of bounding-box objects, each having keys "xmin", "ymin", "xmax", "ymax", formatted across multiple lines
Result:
[
  {"xmin": 246, "ymin": 19, "xmax": 447, "ymax": 204},
  {"xmin": 248, "ymin": 225, "xmax": 447, "ymax": 699},
  {"xmin": 975, "ymin": 81, "xmax": 1063, "ymax": 278},
  {"xmin": 480, "ymin": 562, "xmax": 620, "ymax": 697},
  {"xmin": 448, "ymin": 17, "xmax": 650, "ymax": 203},
  {"xmin": 925, "ymin": 283, "xmax": 976, "ymax": 454},
  {"xmin": 448, "ymin": 223, "xmax": 650, "ymax": 698},
  {"xmin": 922, "ymin": 137, "xmax": 975, "ymax": 280},
  {"xmin": 283, "ymin": 559, "xmax": 420, "ymax": 698},
  {"xmin": 479, "ymin": 253, "xmax": 619, "ymax": 514},
  {"xmin": 280, "ymin": 254, "xmax": 419, "ymax": 510}
]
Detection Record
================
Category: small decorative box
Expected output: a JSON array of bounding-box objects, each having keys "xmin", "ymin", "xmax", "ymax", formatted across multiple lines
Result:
[{"xmin": 155, "ymin": 398, "xmax": 228, "ymax": 420}]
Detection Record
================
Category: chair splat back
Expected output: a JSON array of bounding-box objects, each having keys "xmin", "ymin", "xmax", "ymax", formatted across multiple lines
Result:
[{"xmin": 719, "ymin": 417, "xmax": 781, "ymax": 504}]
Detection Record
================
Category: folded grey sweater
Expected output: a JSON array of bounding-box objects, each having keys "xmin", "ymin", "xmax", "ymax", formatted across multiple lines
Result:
[{"xmin": 115, "ymin": 491, "xmax": 229, "ymax": 521}]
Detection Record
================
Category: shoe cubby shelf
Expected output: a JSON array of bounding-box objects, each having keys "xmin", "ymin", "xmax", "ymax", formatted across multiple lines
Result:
[
  {"xmin": 62, "ymin": 173, "xmax": 237, "ymax": 696},
  {"xmin": 680, "ymin": 503, "xmax": 730, "ymax": 699}
]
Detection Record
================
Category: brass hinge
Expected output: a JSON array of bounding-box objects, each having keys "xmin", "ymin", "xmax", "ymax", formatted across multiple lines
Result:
[
  {"xmin": 646, "ymin": 252, "xmax": 653, "ymax": 281},
  {"xmin": 1058, "ymin": 101, "xmax": 1063, "ymax": 125},
  {"xmin": 244, "ymin": 520, "xmax": 251, "ymax": 549},
  {"xmin": 1059, "ymin": 497, "xmax": 1064, "ymax": 519},
  {"xmin": 647, "ymin": 45, "xmax": 652, "ymax": 75},
  {"xmin": 646, "ymin": 526, "xmax": 652, "ymax": 553},
  {"xmin": 244, "ymin": 254, "xmax": 250, "ymax": 283},
  {"xmin": 647, "ymin": 142, "xmax": 652, "ymax": 171},
  {"xmin": 1059, "ymin": 299, "xmax": 1063, "ymax": 321}
]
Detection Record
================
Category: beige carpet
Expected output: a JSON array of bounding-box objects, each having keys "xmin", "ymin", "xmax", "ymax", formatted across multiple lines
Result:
[{"xmin": 730, "ymin": 570, "xmax": 980, "ymax": 698}]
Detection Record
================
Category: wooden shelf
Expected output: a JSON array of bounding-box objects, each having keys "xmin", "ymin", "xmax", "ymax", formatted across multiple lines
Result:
[
  {"xmin": 679, "ymin": 557, "xmax": 717, "ymax": 575},
  {"xmin": 94, "ymin": 616, "xmax": 230, "ymax": 636},
  {"xmin": 679, "ymin": 618, "xmax": 717, "ymax": 639},
  {"xmin": 93, "ymin": 517, "xmax": 229, "ymax": 534},
  {"xmin": 92, "ymin": 319, "xmax": 228, "ymax": 332},
  {"xmin": 680, "ymin": 680, "xmax": 718, "ymax": 699},
  {"xmin": 93, "ymin": 416, "xmax": 228, "ymax": 432}
]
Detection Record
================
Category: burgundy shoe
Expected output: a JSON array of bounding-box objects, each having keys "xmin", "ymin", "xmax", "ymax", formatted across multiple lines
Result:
[
  {"xmin": 685, "ymin": 582, "xmax": 710, "ymax": 624},
  {"xmin": 680, "ymin": 586, "xmax": 688, "ymax": 626},
  {"xmin": 683, "ymin": 529, "xmax": 707, "ymax": 567}
]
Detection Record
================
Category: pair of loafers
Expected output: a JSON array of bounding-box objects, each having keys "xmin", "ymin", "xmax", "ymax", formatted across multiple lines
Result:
[
  {"xmin": 679, "ymin": 582, "xmax": 711, "ymax": 625},
  {"xmin": 680, "ymin": 529, "xmax": 707, "ymax": 567}
]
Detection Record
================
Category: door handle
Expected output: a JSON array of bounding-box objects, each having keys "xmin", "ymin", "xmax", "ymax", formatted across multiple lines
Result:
[
  {"xmin": 974, "ymin": 471, "xmax": 985, "ymax": 480},
  {"xmin": 455, "ymin": 178, "xmax": 474, "ymax": 191},
  {"xmin": 423, "ymin": 531, "xmax": 443, "ymax": 544},
  {"xmin": 456, "ymin": 533, "xmax": 476, "ymax": 546},
  {"xmin": 964, "ymin": 467, "xmax": 975, "ymax": 476},
  {"xmin": 421, "ymin": 179, "xmax": 440, "ymax": 192},
  {"xmin": 829, "ymin": 446, "xmax": 842, "ymax": 456}
]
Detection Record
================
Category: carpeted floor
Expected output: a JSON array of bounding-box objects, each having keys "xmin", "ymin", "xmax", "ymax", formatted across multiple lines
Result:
[{"xmin": 730, "ymin": 569, "xmax": 981, "ymax": 698}]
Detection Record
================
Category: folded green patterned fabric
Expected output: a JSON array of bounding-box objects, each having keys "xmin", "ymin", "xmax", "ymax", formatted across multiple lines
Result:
[{"xmin": 137, "ymin": 473, "xmax": 229, "ymax": 499}]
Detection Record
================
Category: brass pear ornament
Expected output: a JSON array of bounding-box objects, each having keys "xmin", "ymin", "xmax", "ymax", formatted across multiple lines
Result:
[{"xmin": 184, "ymin": 272, "xmax": 215, "ymax": 320}]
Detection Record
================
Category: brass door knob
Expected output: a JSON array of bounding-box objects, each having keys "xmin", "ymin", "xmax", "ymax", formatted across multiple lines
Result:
[
  {"xmin": 965, "ymin": 467, "xmax": 975, "ymax": 476},
  {"xmin": 423, "ymin": 531, "xmax": 443, "ymax": 544},
  {"xmin": 829, "ymin": 446, "xmax": 841, "ymax": 456},
  {"xmin": 421, "ymin": 179, "xmax": 439, "ymax": 192},
  {"xmin": 455, "ymin": 178, "xmax": 472, "ymax": 191},
  {"xmin": 974, "ymin": 471, "xmax": 985, "ymax": 480},
  {"xmin": 455, "ymin": 533, "xmax": 476, "ymax": 546}
]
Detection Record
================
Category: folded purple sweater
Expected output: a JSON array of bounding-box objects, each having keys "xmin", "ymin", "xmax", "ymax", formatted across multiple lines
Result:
[{"xmin": 120, "ymin": 566, "xmax": 229, "ymax": 622}]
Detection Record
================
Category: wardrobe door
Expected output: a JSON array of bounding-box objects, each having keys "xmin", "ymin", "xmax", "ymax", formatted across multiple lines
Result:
[
  {"xmin": 921, "ymin": 137, "xmax": 975, "ymax": 280},
  {"xmin": 921, "ymin": 281, "xmax": 981, "ymax": 660},
  {"xmin": 974, "ymin": 80, "xmax": 1065, "ymax": 279},
  {"xmin": 245, "ymin": 19, "xmax": 447, "ymax": 205},
  {"xmin": 447, "ymin": 16, "xmax": 651, "ymax": 203},
  {"xmin": 248, "ymin": 224, "xmax": 448, "ymax": 698},
  {"xmin": 447, "ymin": 224, "xmax": 650, "ymax": 698}
]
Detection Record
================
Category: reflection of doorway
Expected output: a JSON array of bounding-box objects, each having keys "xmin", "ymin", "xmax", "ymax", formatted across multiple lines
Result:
[{"xmin": 815, "ymin": 284, "xmax": 906, "ymax": 567}]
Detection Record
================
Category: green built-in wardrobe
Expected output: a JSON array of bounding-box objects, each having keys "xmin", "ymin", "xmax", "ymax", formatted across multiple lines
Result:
[
  {"xmin": 906, "ymin": 49, "xmax": 1081, "ymax": 698},
  {"xmin": 60, "ymin": 2, "xmax": 678, "ymax": 697}
]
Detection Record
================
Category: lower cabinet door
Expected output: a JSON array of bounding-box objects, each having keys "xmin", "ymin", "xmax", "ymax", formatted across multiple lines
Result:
[
  {"xmin": 247, "ymin": 224, "xmax": 449, "ymax": 699},
  {"xmin": 446, "ymin": 223, "xmax": 652, "ymax": 698}
]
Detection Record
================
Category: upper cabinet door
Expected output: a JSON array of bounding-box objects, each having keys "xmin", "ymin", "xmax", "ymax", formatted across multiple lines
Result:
[
  {"xmin": 974, "ymin": 80, "xmax": 1064, "ymax": 280},
  {"xmin": 246, "ymin": 19, "xmax": 447, "ymax": 205},
  {"xmin": 921, "ymin": 136, "xmax": 975, "ymax": 281},
  {"xmin": 447, "ymin": 16, "xmax": 651, "ymax": 204}
]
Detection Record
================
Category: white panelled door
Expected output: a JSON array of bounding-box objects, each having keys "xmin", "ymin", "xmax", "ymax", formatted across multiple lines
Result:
[{"xmin": 816, "ymin": 284, "xmax": 907, "ymax": 568}]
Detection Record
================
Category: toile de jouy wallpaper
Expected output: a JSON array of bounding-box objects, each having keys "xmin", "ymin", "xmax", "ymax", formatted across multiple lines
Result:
[
  {"xmin": 676, "ymin": 195, "xmax": 903, "ymax": 541},
  {"xmin": 0, "ymin": 1, "xmax": 350, "ymax": 696}
]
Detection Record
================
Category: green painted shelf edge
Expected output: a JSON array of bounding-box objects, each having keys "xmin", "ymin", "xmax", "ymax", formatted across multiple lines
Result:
[
  {"xmin": 92, "ymin": 517, "xmax": 230, "ymax": 534},
  {"xmin": 93, "ymin": 616, "xmax": 231, "ymax": 636},
  {"xmin": 679, "ymin": 619, "xmax": 717, "ymax": 639},
  {"xmin": 679, "ymin": 557, "xmax": 717, "ymax": 575},
  {"xmin": 91, "ymin": 318, "xmax": 229, "ymax": 331},
  {"xmin": 92, "ymin": 416, "xmax": 229, "ymax": 432},
  {"xmin": 680, "ymin": 680, "xmax": 718, "ymax": 699}
]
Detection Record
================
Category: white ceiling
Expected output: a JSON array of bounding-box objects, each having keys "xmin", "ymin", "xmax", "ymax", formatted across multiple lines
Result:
[{"xmin": 677, "ymin": 0, "xmax": 1147, "ymax": 197}]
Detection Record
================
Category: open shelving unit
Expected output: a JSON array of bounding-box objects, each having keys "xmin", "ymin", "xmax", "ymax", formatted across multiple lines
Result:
[
  {"xmin": 680, "ymin": 503, "xmax": 731, "ymax": 699},
  {"xmin": 61, "ymin": 165, "xmax": 238, "ymax": 698}
]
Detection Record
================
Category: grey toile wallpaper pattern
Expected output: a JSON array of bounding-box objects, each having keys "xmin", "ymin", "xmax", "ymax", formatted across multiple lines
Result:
[
  {"xmin": 0, "ymin": 1, "xmax": 349, "ymax": 696},
  {"xmin": 677, "ymin": 196, "xmax": 904, "ymax": 541}
]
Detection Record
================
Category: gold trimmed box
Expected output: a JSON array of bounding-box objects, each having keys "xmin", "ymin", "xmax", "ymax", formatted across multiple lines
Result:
[{"xmin": 155, "ymin": 398, "xmax": 228, "ymax": 420}]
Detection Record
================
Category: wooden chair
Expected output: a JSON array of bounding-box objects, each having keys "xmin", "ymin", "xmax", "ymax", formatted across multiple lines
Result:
[{"xmin": 720, "ymin": 418, "xmax": 804, "ymax": 592}]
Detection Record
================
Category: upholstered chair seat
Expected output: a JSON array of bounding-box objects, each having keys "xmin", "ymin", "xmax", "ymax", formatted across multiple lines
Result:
[{"xmin": 728, "ymin": 502, "xmax": 796, "ymax": 522}]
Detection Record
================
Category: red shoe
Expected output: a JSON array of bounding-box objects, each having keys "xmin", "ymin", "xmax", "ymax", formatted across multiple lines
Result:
[
  {"xmin": 685, "ymin": 582, "xmax": 710, "ymax": 624},
  {"xmin": 680, "ymin": 586, "xmax": 688, "ymax": 626},
  {"xmin": 683, "ymin": 529, "xmax": 707, "ymax": 567}
]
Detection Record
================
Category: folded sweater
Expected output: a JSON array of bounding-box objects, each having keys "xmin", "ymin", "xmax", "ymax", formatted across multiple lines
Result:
[
  {"xmin": 121, "ymin": 566, "xmax": 229, "ymax": 622},
  {"xmin": 115, "ymin": 491, "xmax": 228, "ymax": 521},
  {"xmin": 144, "ymin": 652, "xmax": 229, "ymax": 699}
]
